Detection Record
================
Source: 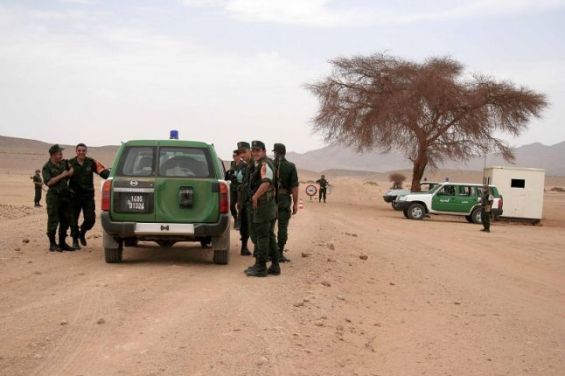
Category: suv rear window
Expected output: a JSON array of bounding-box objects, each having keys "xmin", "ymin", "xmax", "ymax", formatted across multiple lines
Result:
[
  {"xmin": 118, "ymin": 147, "xmax": 155, "ymax": 177},
  {"xmin": 159, "ymin": 147, "xmax": 212, "ymax": 178}
]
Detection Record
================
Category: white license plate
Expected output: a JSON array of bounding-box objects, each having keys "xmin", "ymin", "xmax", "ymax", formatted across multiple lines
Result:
[{"xmin": 120, "ymin": 194, "xmax": 147, "ymax": 212}]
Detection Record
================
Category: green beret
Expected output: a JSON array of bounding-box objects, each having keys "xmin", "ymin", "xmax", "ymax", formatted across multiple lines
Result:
[
  {"xmin": 273, "ymin": 143, "xmax": 286, "ymax": 154},
  {"xmin": 237, "ymin": 141, "xmax": 250, "ymax": 150},
  {"xmin": 251, "ymin": 140, "xmax": 265, "ymax": 150}
]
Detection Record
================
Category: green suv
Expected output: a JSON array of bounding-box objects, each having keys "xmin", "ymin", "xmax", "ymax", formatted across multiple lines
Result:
[
  {"xmin": 395, "ymin": 182, "xmax": 503, "ymax": 223},
  {"xmin": 100, "ymin": 140, "xmax": 231, "ymax": 264}
]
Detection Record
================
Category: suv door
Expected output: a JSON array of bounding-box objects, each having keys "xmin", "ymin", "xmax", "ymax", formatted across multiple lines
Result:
[
  {"xmin": 452, "ymin": 185, "xmax": 479, "ymax": 213},
  {"xmin": 154, "ymin": 146, "xmax": 220, "ymax": 224},
  {"xmin": 431, "ymin": 184, "xmax": 458, "ymax": 212},
  {"xmin": 111, "ymin": 146, "xmax": 157, "ymax": 222}
]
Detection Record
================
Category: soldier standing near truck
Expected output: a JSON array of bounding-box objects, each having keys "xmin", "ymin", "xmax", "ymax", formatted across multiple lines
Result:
[
  {"xmin": 480, "ymin": 184, "xmax": 494, "ymax": 233},
  {"xmin": 273, "ymin": 143, "xmax": 299, "ymax": 263},
  {"xmin": 225, "ymin": 150, "xmax": 241, "ymax": 229},
  {"xmin": 245, "ymin": 140, "xmax": 279, "ymax": 277},
  {"xmin": 42, "ymin": 144, "xmax": 74, "ymax": 252},
  {"xmin": 236, "ymin": 142, "xmax": 253, "ymax": 256},
  {"xmin": 68, "ymin": 143, "xmax": 110, "ymax": 250}
]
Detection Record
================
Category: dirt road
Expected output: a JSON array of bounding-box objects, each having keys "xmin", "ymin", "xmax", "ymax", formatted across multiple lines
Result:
[{"xmin": 1, "ymin": 175, "xmax": 564, "ymax": 375}]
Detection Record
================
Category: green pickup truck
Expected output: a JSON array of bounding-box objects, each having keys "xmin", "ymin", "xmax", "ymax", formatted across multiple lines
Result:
[
  {"xmin": 394, "ymin": 182, "xmax": 503, "ymax": 223},
  {"xmin": 100, "ymin": 139, "xmax": 231, "ymax": 264}
]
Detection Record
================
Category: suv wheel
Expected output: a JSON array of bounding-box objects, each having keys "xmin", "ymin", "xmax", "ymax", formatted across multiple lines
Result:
[
  {"xmin": 213, "ymin": 250, "xmax": 229, "ymax": 265},
  {"xmin": 103, "ymin": 231, "xmax": 123, "ymax": 263},
  {"xmin": 402, "ymin": 209, "xmax": 409, "ymax": 218},
  {"xmin": 465, "ymin": 215, "xmax": 474, "ymax": 223},
  {"xmin": 471, "ymin": 207, "xmax": 482, "ymax": 224},
  {"xmin": 392, "ymin": 201, "xmax": 402, "ymax": 211},
  {"xmin": 407, "ymin": 203, "xmax": 426, "ymax": 220}
]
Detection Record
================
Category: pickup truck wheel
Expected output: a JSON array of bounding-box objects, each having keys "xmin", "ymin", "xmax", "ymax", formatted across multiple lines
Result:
[
  {"xmin": 103, "ymin": 231, "xmax": 123, "ymax": 263},
  {"xmin": 407, "ymin": 203, "xmax": 426, "ymax": 220},
  {"xmin": 212, "ymin": 226, "xmax": 230, "ymax": 265},
  {"xmin": 403, "ymin": 209, "xmax": 409, "ymax": 218},
  {"xmin": 471, "ymin": 207, "xmax": 483, "ymax": 224},
  {"xmin": 213, "ymin": 250, "xmax": 229, "ymax": 265},
  {"xmin": 465, "ymin": 215, "xmax": 474, "ymax": 223}
]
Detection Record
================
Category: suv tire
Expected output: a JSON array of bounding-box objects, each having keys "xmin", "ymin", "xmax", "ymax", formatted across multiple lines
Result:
[
  {"xmin": 213, "ymin": 250, "xmax": 229, "ymax": 265},
  {"xmin": 471, "ymin": 207, "xmax": 482, "ymax": 224},
  {"xmin": 392, "ymin": 201, "xmax": 402, "ymax": 211},
  {"xmin": 103, "ymin": 230, "xmax": 123, "ymax": 263},
  {"xmin": 407, "ymin": 203, "xmax": 426, "ymax": 220}
]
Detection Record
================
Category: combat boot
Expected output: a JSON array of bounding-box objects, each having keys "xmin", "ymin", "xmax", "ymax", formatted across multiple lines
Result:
[
  {"xmin": 279, "ymin": 247, "xmax": 290, "ymax": 263},
  {"xmin": 48, "ymin": 234, "xmax": 59, "ymax": 252},
  {"xmin": 58, "ymin": 235, "xmax": 74, "ymax": 251},
  {"xmin": 72, "ymin": 237, "xmax": 81, "ymax": 250},
  {"xmin": 79, "ymin": 229, "xmax": 87, "ymax": 246},
  {"xmin": 245, "ymin": 262, "xmax": 268, "ymax": 277},
  {"xmin": 244, "ymin": 258, "xmax": 259, "ymax": 273},
  {"xmin": 267, "ymin": 261, "xmax": 281, "ymax": 276},
  {"xmin": 240, "ymin": 243, "xmax": 252, "ymax": 256}
]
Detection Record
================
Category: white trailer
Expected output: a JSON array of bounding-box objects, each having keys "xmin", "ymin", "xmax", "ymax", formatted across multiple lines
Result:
[{"xmin": 483, "ymin": 166, "xmax": 545, "ymax": 222}]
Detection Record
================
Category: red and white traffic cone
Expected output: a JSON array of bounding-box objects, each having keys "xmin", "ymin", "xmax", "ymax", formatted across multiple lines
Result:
[{"xmin": 298, "ymin": 199, "xmax": 304, "ymax": 209}]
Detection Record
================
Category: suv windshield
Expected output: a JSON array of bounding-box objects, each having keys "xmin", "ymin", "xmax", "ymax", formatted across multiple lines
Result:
[{"xmin": 158, "ymin": 147, "xmax": 212, "ymax": 178}]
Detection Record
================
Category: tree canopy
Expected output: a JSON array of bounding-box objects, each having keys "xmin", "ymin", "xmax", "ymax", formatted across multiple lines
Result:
[{"xmin": 307, "ymin": 53, "xmax": 548, "ymax": 191}]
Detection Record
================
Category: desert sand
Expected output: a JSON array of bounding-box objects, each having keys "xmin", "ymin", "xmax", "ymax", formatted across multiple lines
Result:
[{"xmin": 0, "ymin": 170, "xmax": 564, "ymax": 376}]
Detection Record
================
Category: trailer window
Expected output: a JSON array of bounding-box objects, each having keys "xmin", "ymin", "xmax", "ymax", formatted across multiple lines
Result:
[{"xmin": 511, "ymin": 179, "xmax": 525, "ymax": 188}]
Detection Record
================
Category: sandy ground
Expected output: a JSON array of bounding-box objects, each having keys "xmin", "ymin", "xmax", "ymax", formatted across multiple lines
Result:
[{"xmin": 1, "ymin": 173, "xmax": 564, "ymax": 376}]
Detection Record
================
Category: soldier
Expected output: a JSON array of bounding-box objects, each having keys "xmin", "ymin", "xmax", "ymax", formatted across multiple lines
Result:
[
  {"xmin": 316, "ymin": 174, "xmax": 329, "ymax": 203},
  {"xmin": 236, "ymin": 142, "xmax": 253, "ymax": 256},
  {"xmin": 42, "ymin": 144, "xmax": 74, "ymax": 252},
  {"xmin": 244, "ymin": 140, "xmax": 279, "ymax": 277},
  {"xmin": 225, "ymin": 150, "xmax": 241, "ymax": 229},
  {"xmin": 479, "ymin": 184, "xmax": 493, "ymax": 233},
  {"xmin": 68, "ymin": 143, "xmax": 110, "ymax": 250},
  {"xmin": 273, "ymin": 143, "xmax": 299, "ymax": 263},
  {"xmin": 31, "ymin": 169, "xmax": 43, "ymax": 207}
]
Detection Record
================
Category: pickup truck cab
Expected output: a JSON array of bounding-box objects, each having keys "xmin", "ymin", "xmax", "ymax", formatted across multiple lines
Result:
[
  {"xmin": 100, "ymin": 139, "xmax": 231, "ymax": 264},
  {"xmin": 395, "ymin": 182, "xmax": 503, "ymax": 223}
]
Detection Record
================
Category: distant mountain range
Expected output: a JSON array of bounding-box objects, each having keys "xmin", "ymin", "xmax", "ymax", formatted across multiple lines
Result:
[
  {"xmin": 286, "ymin": 142, "xmax": 565, "ymax": 176},
  {"xmin": 1, "ymin": 135, "xmax": 564, "ymax": 176}
]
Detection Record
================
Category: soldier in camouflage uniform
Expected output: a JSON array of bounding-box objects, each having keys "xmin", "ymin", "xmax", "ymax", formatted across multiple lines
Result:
[
  {"xmin": 273, "ymin": 143, "xmax": 299, "ymax": 263},
  {"xmin": 68, "ymin": 143, "xmax": 110, "ymax": 250},
  {"xmin": 245, "ymin": 140, "xmax": 279, "ymax": 277},
  {"xmin": 42, "ymin": 144, "xmax": 74, "ymax": 252},
  {"xmin": 480, "ymin": 184, "xmax": 493, "ymax": 233},
  {"xmin": 316, "ymin": 175, "xmax": 329, "ymax": 203},
  {"xmin": 236, "ymin": 142, "xmax": 253, "ymax": 256},
  {"xmin": 31, "ymin": 169, "xmax": 43, "ymax": 207},
  {"xmin": 225, "ymin": 150, "xmax": 241, "ymax": 229}
]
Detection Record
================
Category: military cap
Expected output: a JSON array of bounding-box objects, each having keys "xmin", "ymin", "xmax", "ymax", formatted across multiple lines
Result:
[
  {"xmin": 237, "ymin": 141, "xmax": 251, "ymax": 150},
  {"xmin": 273, "ymin": 143, "xmax": 286, "ymax": 154},
  {"xmin": 49, "ymin": 144, "xmax": 64, "ymax": 154},
  {"xmin": 251, "ymin": 140, "xmax": 265, "ymax": 150}
]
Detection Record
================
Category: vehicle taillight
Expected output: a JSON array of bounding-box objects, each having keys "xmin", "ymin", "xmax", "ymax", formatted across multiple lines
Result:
[
  {"xmin": 498, "ymin": 195, "xmax": 503, "ymax": 209},
  {"xmin": 101, "ymin": 180, "xmax": 112, "ymax": 211},
  {"xmin": 219, "ymin": 181, "xmax": 229, "ymax": 214}
]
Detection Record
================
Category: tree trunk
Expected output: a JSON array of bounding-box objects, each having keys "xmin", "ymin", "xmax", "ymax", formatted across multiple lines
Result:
[{"xmin": 410, "ymin": 148, "xmax": 428, "ymax": 192}]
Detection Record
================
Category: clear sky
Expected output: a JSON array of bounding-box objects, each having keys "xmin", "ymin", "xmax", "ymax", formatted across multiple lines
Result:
[{"xmin": 1, "ymin": 0, "xmax": 564, "ymax": 159}]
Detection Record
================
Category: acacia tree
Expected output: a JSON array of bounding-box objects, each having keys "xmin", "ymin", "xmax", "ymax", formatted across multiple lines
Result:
[{"xmin": 307, "ymin": 53, "xmax": 547, "ymax": 191}]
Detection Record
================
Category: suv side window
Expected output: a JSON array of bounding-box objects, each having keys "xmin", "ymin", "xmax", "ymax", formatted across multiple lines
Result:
[
  {"xmin": 118, "ymin": 147, "xmax": 155, "ymax": 177},
  {"xmin": 437, "ymin": 185, "xmax": 455, "ymax": 196},
  {"xmin": 458, "ymin": 186, "xmax": 472, "ymax": 196},
  {"xmin": 159, "ymin": 147, "xmax": 212, "ymax": 178}
]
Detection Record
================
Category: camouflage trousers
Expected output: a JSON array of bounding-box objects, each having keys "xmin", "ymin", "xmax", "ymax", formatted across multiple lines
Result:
[
  {"xmin": 252, "ymin": 198, "xmax": 278, "ymax": 263},
  {"xmin": 46, "ymin": 191, "xmax": 71, "ymax": 238},
  {"xmin": 276, "ymin": 195, "xmax": 292, "ymax": 252},
  {"xmin": 70, "ymin": 192, "xmax": 96, "ymax": 238}
]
